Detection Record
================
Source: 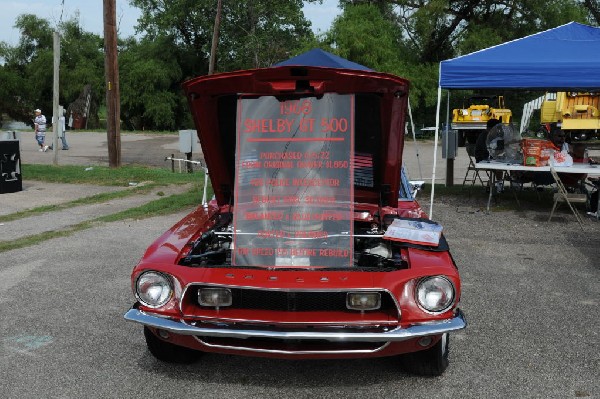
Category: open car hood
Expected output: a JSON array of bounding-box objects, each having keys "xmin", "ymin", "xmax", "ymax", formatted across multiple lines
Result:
[{"xmin": 182, "ymin": 66, "xmax": 409, "ymax": 208}]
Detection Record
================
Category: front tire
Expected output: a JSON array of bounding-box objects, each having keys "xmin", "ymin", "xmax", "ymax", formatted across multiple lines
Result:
[
  {"xmin": 400, "ymin": 333, "xmax": 449, "ymax": 376},
  {"xmin": 143, "ymin": 327, "xmax": 201, "ymax": 364}
]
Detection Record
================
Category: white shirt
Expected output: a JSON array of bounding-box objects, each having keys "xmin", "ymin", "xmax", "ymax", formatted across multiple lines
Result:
[{"xmin": 34, "ymin": 115, "xmax": 46, "ymax": 134}]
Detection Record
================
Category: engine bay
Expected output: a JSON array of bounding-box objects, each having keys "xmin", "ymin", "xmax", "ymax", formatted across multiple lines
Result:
[{"xmin": 178, "ymin": 211, "xmax": 413, "ymax": 270}]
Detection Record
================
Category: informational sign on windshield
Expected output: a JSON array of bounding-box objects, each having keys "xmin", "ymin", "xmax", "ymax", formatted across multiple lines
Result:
[{"xmin": 233, "ymin": 94, "xmax": 354, "ymax": 268}]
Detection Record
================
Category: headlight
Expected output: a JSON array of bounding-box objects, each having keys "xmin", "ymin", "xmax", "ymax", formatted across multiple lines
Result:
[
  {"xmin": 416, "ymin": 276, "xmax": 455, "ymax": 313},
  {"xmin": 346, "ymin": 292, "xmax": 381, "ymax": 311},
  {"xmin": 198, "ymin": 288, "xmax": 232, "ymax": 309},
  {"xmin": 136, "ymin": 271, "xmax": 173, "ymax": 308}
]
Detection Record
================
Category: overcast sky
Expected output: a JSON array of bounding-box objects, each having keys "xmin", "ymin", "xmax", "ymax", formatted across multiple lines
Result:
[{"xmin": 0, "ymin": 0, "xmax": 340, "ymax": 46}]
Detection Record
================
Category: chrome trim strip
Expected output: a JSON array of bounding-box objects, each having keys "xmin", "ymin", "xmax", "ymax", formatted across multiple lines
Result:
[
  {"xmin": 124, "ymin": 308, "xmax": 466, "ymax": 342},
  {"xmin": 178, "ymin": 315, "xmax": 397, "ymax": 326},
  {"xmin": 193, "ymin": 336, "xmax": 390, "ymax": 355}
]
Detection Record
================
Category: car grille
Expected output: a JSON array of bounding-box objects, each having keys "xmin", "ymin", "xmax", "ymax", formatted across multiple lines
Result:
[{"xmin": 184, "ymin": 285, "xmax": 397, "ymax": 313}]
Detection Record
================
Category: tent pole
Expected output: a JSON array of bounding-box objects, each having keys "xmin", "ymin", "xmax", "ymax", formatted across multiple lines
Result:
[
  {"xmin": 407, "ymin": 97, "xmax": 423, "ymax": 179},
  {"xmin": 430, "ymin": 86, "xmax": 442, "ymax": 218},
  {"xmin": 445, "ymin": 90, "xmax": 454, "ymax": 186}
]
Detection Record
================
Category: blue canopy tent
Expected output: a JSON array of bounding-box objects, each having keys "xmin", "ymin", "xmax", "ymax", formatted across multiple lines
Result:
[
  {"xmin": 274, "ymin": 48, "xmax": 372, "ymax": 71},
  {"xmin": 429, "ymin": 22, "xmax": 600, "ymax": 216},
  {"xmin": 439, "ymin": 22, "xmax": 600, "ymax": 90}
]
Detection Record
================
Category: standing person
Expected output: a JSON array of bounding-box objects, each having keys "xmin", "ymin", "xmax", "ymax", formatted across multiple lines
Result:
[
  {"xmin": 34, "ymin": 109, "xmax": 49, "ymax": 152},
  {"xmin": 549, "ymin": 126, "xmax": 570, "ymax": 152},
  {"xmin": 59, "ymin": 110, "xmax": 69, "ymax": 150},
  {"xmin": 49, "ymin": 109, "xmax": 69, "ymax": 150}
]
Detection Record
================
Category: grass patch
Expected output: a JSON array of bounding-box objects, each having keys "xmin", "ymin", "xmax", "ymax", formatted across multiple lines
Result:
[
  {"xmin": 0, "ymin": 224, "xmax": 92, "ymax": 253},
  {"xmin": 14, "ymin": 129, "xmax": 179, "ymax": 136},
  {"xmin": 0, "ymin": 164, "xmax": 207, "ymax": 223},
  {"xmin": 96, "ymin": 188, "xmax": 202, "ymax": 222},
  {"xmin": 0, "ymin": 185, "xmax": 155, "ymax": 223},
  {"xmin": 22, "ymin": 163, "xmax": 202, "ymax": 186},
  {"xmin": 0, "ymin": 187, "xmax": 202, "ymax": 253}
]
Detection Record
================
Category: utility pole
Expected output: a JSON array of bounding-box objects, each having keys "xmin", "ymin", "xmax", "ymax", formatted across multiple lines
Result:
[
  {"xmin": 52, "ymin": 31, "xmax": 60, "ymax": 166},
  {"xmin": 103, "ymin": 0, "xmax": 121, "ymax": 168}
]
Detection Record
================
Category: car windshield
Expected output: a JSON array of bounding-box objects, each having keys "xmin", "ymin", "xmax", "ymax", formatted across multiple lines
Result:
[{"xmin": 232, "ymin": 93, "xmax": 355, "ymax": 268}]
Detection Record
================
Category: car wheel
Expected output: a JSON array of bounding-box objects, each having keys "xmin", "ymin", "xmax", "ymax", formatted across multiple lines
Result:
[
  {"xmin": 143, "ymin": 326, "xmax": 201, "ymax": 364},
  {"xmin": 399, "ymin": 333, "xmax": 449, "ymax": 376}
]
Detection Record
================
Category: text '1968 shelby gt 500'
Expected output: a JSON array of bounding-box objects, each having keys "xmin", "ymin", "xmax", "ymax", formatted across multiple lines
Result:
[{"xmin": 124, "ymin": 65, "xmax": 466, "ymax": 376}]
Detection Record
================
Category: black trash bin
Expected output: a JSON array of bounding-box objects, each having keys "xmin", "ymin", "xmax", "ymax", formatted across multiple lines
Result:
[{"xmin": 0, "ymin": 139, "xmax": 23, "ymax": 194}]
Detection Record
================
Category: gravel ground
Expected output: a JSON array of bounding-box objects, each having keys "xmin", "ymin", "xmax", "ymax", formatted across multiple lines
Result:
[{"xmin": 0, "ymin": 132, "xmax": 597, "ymax": 398}]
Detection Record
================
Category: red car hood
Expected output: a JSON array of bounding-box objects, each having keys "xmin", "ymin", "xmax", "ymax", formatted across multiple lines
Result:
[{"xmin": 182, "ymin": 66, "xmax": 409, "ymax": 208}]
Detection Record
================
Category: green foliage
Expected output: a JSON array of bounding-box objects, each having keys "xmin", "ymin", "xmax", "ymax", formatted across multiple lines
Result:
[
  {"xmin": 327, "ymin": 4, "xmax": 400, "ymax": 71},
  {"xmin": 0, "ymin": 14, "xmax": 104, "ymax": 124},
  {"xmin": 21, "ymin": 163, "xmax": 201, "ymax": 186},
  {"xmin": 119, "ymin": 36, "xmax": 183, "ymax": 130},
  {"xmin": 129, "ymin": 0, "xmax": 316, "ymax": 73},
  {"xmin": 59, "ymin": 17, "xmax": 105, "ymax": 103},
  {"xmin": 324, "ymin": 4, "xmax": 439, "ymax": 116},
  {"xmin": 2, "ymin": 0, "xmax": 599, "ymax": 132},
  {"xmin": 96, "ymin": 188, "xmax": 201, "ymax": 222},
  {"xmin": 219, "ymin": 0, "xmax": 314, "ymax": 70},
  {"xmin": 331, "ymin": 0, "xmax": 597, "ymax": 127}
]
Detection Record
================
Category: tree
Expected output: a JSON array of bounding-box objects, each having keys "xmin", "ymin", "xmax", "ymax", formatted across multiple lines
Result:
[
  {"xmin": 381, "ymin": 0, "xmax": 590, "ymax": 63},
  {"xmin": 119, "ymin": 36, "xmax": 185, "ymax": 130},
  {"xmin": 325, "ymin": 3, "xmax": 439, "ymax": 115},
  {"xmin": 0, "ymin": 14, "xmax": 105, "ymax": 127},
  {"xmin": 59, "ymin": 16, "xmax": 105, "ymax": 110},
  {"xmin": 330, "ymin": 0, "xmax": 596, "ymax": 126},
  {"xmin": 581, "ymin": 0, "xmax": 600, "ymax": 24},
  {"xmin": 327, "ymin": 4, "xmax": 401, "ymax": 71},
  {"xmin": 0, "ymin": 15, "xmax": 54, "ymax": 123},
  {"xmin": 217, "ymin": 0, "xmax": 314, "ymax": 70},
  {"xmin": 129, "ymin": 0, "xmax": 317, "ymax": 75}
]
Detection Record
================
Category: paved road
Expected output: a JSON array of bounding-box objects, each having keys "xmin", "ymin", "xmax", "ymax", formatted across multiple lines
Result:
[
  {"xmin": 1, "ymin": 130, "xmax": 598, "ymax": 398},
  {"xmin": 1, "ymin": 199, "xmax": 598, "ymax": 398},
  {"xmin": 16, "ymin": 131, "xmax": 183, "ymax": 168},
  {"xmin": 14, "ymin": 130, "xmax": 471, "ymax": 182}
]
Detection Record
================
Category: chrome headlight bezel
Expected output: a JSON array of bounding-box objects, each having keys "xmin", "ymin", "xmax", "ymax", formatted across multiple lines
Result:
[
  {"xmin": 415, "ymin": 276, "xmax": 455, "ymax": 314},
  {"xmin": 135, "ymin": 271, "xmax": 173, "ymax": 308}
]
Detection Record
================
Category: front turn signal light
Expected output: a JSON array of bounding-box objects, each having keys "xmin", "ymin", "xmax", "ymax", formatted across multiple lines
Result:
[
  {"xmin": 198, "ymin": 288, "xmax": 233, "ymax": 309},
  {"xmin": 346, "ymin": 292, "xmax": 381, "ymax": 311}
]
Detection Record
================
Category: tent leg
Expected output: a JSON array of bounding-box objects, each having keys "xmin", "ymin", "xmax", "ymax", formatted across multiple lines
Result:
[
  {"xmin": 429, "ymin": 85, "xmax": 442, "ymax": 218},
  {"xmin": 407, "ymin": 97, "xmax": 423, "ymax": 180},
  {"xmin": 445, "ymin": 90, "xmax": 454, "ymax": 187}
]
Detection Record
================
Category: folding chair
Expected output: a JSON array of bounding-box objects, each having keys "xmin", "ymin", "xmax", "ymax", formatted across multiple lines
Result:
[
  {"xmin": 548, "ymin": 167, "xmax": 587, "ymax": 229},
  {"xmin": 462, "ymin": 152, "xmax": 489, "ymax": 186}
]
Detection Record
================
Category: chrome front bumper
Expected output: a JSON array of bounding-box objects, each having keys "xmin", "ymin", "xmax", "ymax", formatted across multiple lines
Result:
[{"xmin": 124, "ymin": 308, "xmax": 466, "ymax": 342}]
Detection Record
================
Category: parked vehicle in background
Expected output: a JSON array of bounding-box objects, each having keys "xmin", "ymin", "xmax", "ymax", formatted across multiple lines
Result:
[
  {"xmin": 452, "ymin": 95, "xmax": 512, "ymax": 149},
  {"xmin": 124, "ymin": 65, "xmax": 466, "ymax": 376},
  {"xmin": 540, "ymin": 91, "xmax": 600, "ymax": 142}
]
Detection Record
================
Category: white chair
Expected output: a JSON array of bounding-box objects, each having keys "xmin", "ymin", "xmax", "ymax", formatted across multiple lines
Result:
[{"xmin": 548, "ymin": 168, "xmax": 587, "ymax": 229}]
